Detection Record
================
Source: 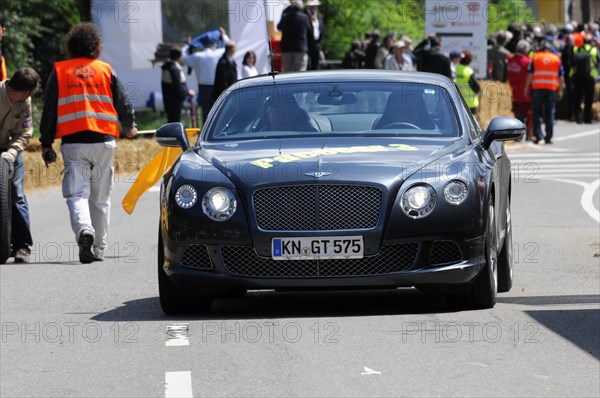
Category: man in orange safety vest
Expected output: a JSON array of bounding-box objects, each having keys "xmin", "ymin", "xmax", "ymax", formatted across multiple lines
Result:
[{"xmin": 524, "ymin": 42, "xmax": 564, "ymax": 144}]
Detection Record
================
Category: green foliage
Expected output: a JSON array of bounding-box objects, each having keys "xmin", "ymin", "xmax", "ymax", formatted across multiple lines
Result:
[
  {"xmin": 2, "ymin": 0, "xmax": 90, "ymax": 135},
  {"xmin": 319, "ymin": 0, "xmax": 535, "ymax": 60},
  {"xmin": 486, "ymin": 0, "xmax": 536, "ymax": 35},
  {"xmin": 321, "ymin": 0, "xmax": 425, "ymax": 60},
  {"xmin": 161, "ymin": 0, "xmax": 229, "ymax": 43},
  {"xmin": 2, "ymin": 0, "xmax": 90, "ymax": 79}
]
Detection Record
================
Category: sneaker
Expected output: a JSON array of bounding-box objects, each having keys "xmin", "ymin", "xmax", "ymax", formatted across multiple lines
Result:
[
  {"xmin": 78, "ymin": 231, "xmax": 95, "ymax": 264},
  {"xmin": 14, "ymin": 247, "xmax": 31, "ymax": 263},
  {"xmin": 93, "ymin": 248, "xmax": 104, "ymax": 262}
]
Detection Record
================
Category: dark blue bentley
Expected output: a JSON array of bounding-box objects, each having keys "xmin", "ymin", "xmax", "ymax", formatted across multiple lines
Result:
[{"xmin": 155, "ymin": 70, "xmax": 524, "ymax": 314}]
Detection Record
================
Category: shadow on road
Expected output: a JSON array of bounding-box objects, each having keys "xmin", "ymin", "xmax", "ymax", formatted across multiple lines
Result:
[
  {"xmin": 498, "ymin": 294, "xmax": 600, "ymax": 305},
  {"xmin": 91, "ymin": 288, "xmax": 459, "ymax": 322},
  {"xmin": 526, "ymin": 309, "xmax": 600, "ymax": 360}
]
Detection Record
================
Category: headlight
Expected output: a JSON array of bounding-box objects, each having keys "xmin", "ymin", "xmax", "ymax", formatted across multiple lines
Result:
[
  {"xmin": 175, "ymin": 184, "xmax": 198, "ymax": 209},
  {"xmin": 401, "ymin": 184, "xmax": 437, "ymax": 218},
  {"xmin": 443, "ymin": 180, "xmax": 468, "ymax": 205},
  {"xmin": 202, "ymin": 187, "xmax": 237, "ymax": 221}
]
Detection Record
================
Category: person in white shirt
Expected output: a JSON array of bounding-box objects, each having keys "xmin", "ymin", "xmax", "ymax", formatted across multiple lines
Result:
[
  {"xmin": 384, "ymin": 41, "xmax": 411, "ymax": 71},
  {"xmin": 241, "ymin": 51, "xmax": 258, "ymax": 79},
  {"xmin": 182, "ymin": 29, "xmax": 231, "ymax": 123}
]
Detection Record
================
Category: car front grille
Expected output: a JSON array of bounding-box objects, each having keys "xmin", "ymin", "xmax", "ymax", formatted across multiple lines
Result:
[
  {"xmin": 253, "ymin": 184, "xmax": 383, "ymax": 231},
  {"xmin": 220, "ymin": 243, "xmax": 418, "ymax": 278},
  {"xmin": 429, "ymin": 240, "xmax": 463, "ymax": 265},
  {"xmin": 181, "ymin": 244, "xmax": 213, "ymax": 269}
]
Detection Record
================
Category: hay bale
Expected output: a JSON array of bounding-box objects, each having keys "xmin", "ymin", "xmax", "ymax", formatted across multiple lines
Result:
[
  {"xmin": 23, "ymin": 138, "xmax": 163, "ymax": 192},
  {"xmin": 476, "ymin": 81, "xmax": 514, "ymax": 130}
]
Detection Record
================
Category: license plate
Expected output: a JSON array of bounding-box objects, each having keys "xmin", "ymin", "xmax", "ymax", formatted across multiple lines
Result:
[{"xmin": 272, "ymin": 236, "xmax": 364, "ymax": 260}]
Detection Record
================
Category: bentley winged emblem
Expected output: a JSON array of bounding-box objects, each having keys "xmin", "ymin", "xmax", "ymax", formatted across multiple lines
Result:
[{"xmin": 304, "ymin": 172, "xmax": 332, "ymax": 178}]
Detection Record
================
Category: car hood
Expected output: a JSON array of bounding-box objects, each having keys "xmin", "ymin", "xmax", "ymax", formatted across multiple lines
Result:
[{"xmin": 198, "ymin": 137, "xmax": 464, "ymax": 188}]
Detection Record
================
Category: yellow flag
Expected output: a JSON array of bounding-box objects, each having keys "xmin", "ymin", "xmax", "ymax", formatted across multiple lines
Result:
[{"xmin": 122, "ymin": 129, "xmax": 199, "ymax": 215}]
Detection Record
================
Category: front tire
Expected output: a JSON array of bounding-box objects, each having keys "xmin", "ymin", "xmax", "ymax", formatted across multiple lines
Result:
[
  {"xmin": 447, "ymin": 199, "xmax": 498, "ymax": 310},
  {"xmin": 497, "ymin": 205, "xmax": 513, "ymax": 292},
  {"xmin": 158, "ymin": 231, "xmax": 184, "ymax": 315},
  {"xmin": 470, "ymin": 199, "xmax": 498, "ymax": 309},
  {"xmin": 158, "ymin": 231, "xmax": 213, "ymax": 314}
]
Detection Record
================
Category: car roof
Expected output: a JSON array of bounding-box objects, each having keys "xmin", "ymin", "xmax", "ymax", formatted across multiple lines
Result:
[{"xmin": 235, "ymin": 70, "xmax": 455, "ymax": 88}]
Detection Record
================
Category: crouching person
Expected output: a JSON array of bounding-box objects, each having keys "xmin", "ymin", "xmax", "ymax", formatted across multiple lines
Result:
[{"xmin": 0, "ymin": 68, "xmax": 40, "ymax": 263}]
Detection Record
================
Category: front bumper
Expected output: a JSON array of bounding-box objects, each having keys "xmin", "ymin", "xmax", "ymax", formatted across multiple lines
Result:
[{"xmin": 162, "ymin": 236, "xmax": 486, "ymax": 297}]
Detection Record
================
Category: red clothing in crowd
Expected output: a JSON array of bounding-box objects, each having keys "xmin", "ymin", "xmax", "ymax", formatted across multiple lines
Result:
[
  {"xmin": 507, "ymin": 52, "xmax": 533, "ymax": 139},
  {"xmin": 572, "ymin": 32, "xmax": 584, "ymax": 48},
  {"xmin": 507, "ymin": 53, "xmax": 532, "ymax": 103}
]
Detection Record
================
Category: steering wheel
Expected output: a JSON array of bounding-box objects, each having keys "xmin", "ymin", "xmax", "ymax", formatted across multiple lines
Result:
[{"xmin": 379, "ymin": 122, "xmax": 421, "ymax": 130}]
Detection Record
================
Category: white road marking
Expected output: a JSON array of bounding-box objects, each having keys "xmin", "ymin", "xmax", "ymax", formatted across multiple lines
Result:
[
  {"xmin": 535, "ymin": 174, "xmax": 600, "ymax": 179},
  {"xmin": 509, "ymin": 152, "xmax": 599, "ymax": 158},
  {"xmin": 466, "ymin": 362, "xmax": 489, "ymax": 367},
  {"xmin": 510, "ymin": 152, "xmax": 599, "ymax": 181},
  {"xmin": 166, "ymin": 323, "xmax": 190, "ymax": 346},
  {"xmin": 511, "ymin": 158, "xmax": 599, "ymax": 163},
  {"xmin": 149, "ymin": 186, "xmax": 161, "ymax": 192},
  {"xmin": 553, "ymin": 129, "xmax": 600, "ymax": 142},
  {"xmin": 543, "ymin": 178, "xmax": 600, "ymax": 223},
  {"xmin": 165, "ymin": 371, "xmax": 193, "ymax": 398},
  {"xmin": 361, "ymin": 367, "xmax": 381, "ymax": 375},
  {"xmin": 523, "ymin": 144, "xmax": 571, "ymax": 152}
]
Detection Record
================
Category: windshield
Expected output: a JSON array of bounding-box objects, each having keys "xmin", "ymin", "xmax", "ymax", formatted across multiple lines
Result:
[{"xmin": 206, "ymin": 82, "xmax": 461, "ymax": 141}]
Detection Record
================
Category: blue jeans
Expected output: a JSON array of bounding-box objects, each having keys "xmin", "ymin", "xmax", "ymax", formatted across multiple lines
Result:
[
  {"xmin": 532, "ymin": 89, "xmax": 557, "ymax": 142},
  {"xmin": 10, "ymin": 154, "xmax": 33, "ymax": 250}
]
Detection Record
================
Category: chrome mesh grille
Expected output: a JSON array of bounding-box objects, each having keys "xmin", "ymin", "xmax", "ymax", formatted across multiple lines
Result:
[
  {"xmin": 253, "ymin": 185, "xmax": 383, "ymax": 231},
  {"xmin": 429, "ymin": 241, "xmax": 463, "ymax": 265},
  {"xmin": 220, "ymin": 243, "xmax": 418, "ymax": 277},
  {"xmin": 181, "ymin": 244, "xmax": 213, "ymax": 269}
]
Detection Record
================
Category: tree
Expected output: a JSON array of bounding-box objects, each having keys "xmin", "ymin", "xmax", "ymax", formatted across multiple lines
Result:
[
  {"xmin": 321, "ymin": 0, "xmax": 425, "ymax": 60},
  {"xmin": 1, "ymin": 0, "xmax": 90, "ymax": 82},
  {"xmin": 486, "ymin": 0, "xmax": 537, "ymax": 34},
  {"xmin": 319, "ymin": 0, "xmax": 535, "ymax": 60}
]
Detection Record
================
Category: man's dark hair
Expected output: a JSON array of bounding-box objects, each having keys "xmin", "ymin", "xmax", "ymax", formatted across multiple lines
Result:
[
  {"xmin": 0, "ymin": 13, "xmax": 5, "ymax": 28},
  {"xmin": 7, "ymin": 68, "xmax": 41, "ymax": 92},
  {"xmin": 65, "ymin": 22, "xmax": 103, "ymax": 59},
  {"xmin": 169, "ymin": 48, "xmax": 182, "ymax": 60},
  {"xmin": 495, "ymin": 32, "xmax": 507, "ymax": 46}
]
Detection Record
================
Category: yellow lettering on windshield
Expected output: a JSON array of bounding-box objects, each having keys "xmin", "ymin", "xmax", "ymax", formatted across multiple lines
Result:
[
  {"xmin": 292, "ymin": 151, "xmax": 318, "ymax": 159},
  {"xmin": 250, "ymin": 158, "xmax": 275, "ymax": 169},
  {"xmin": 389, "ymin": 144, "xmax": 418, "ymax": 151},
  {"xmin": 250, "ymin": 144, "xmax": 418, "ymax": 169},
  {"xmin": 274, "ymin": 154, "xmax": 300, "ymax": 163}
]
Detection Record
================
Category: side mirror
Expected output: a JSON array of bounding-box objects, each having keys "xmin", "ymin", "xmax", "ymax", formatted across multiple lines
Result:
[
  {"xmin": 482, "ymin": 117, "xmax": 525, "ymax": 149},
  {"xmin": 156, "ymin": 122, "xmax": 190, "ymax": 151}
]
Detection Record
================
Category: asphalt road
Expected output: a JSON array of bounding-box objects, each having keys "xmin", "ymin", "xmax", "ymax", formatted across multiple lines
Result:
[{"xmin": 1, "ymin": 121, "xmax": 598, "ymax": 397}]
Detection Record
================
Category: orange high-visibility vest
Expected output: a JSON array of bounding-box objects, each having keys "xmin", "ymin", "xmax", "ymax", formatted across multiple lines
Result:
[
  {"xmin": 531, "ymin": 51, "xmax": 561, "ymax": 91},
  {"xmin": 55, "ymin": 58, "xmax": 119, "ymax": 138},
  {"xmin": 0, "ymin": 56, "xmax": 7, "ymax": 81}
]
